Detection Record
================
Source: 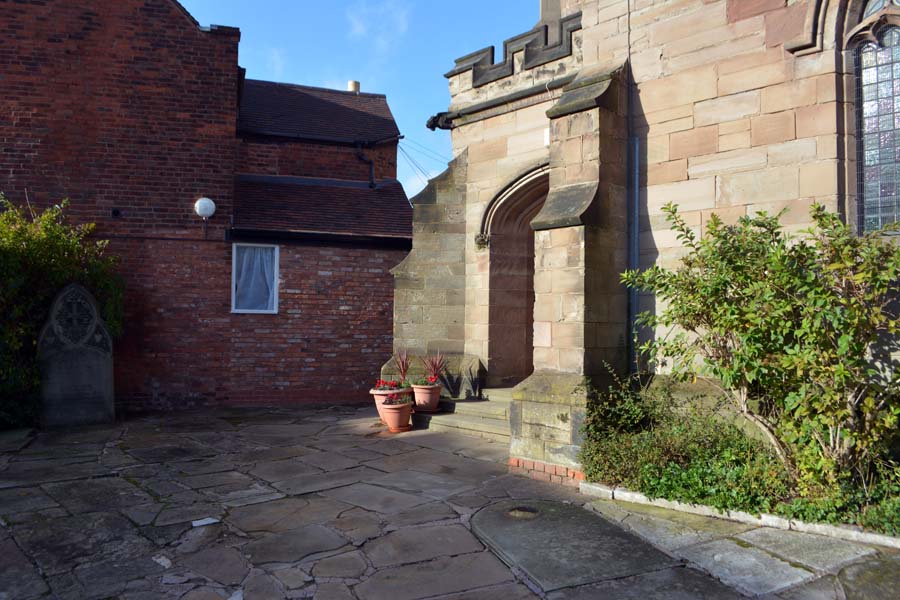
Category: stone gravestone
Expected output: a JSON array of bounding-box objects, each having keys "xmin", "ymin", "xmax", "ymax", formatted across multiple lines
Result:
[{"xmin": 37, "ymin": 284, "xmax": 114, "ymax": 426}]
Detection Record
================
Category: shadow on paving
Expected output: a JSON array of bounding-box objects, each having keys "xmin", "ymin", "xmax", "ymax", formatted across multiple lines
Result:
[{"xmin": 0, "ymin": 406, "xmax": 896, "ymax": 600}]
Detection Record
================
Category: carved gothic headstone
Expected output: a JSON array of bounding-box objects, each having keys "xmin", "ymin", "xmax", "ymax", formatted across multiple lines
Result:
[{"xmin": 37, "ymin": 284, "xmax": 114, "ymax": 427}]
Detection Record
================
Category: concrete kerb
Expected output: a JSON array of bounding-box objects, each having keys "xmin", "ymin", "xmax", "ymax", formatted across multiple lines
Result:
[{"xmin": 579, "ymin": 482, "xmax": 900, "ymax": 550}]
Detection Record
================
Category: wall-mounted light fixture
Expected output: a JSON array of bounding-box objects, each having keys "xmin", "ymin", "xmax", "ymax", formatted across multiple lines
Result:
[{"xmin": 194, "ymin": 197, "xmax": 216, "ymax": 239}]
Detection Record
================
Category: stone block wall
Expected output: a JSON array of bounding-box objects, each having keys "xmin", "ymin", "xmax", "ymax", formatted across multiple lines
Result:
[{"xmin": 425, "ymin": 0, "xmax": 862, "ymax": 471}]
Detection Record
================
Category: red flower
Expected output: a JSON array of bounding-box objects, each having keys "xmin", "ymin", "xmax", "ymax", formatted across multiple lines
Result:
[{"xmin": 427, "ymin": 375, "xmax": 438, "ymax": 384}]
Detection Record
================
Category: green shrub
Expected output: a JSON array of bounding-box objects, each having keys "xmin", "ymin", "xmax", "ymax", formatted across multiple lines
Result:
[
  {"xmin": 580, "ymin": 373, "xmax": 791, "ymax": 514},
  {"xmin": 622, "ymin": 203, "xmax": 900, "ymax": 496},
  {"xmin": 0, "ymin": 197, "xmax": 123, "ymax": 428}
]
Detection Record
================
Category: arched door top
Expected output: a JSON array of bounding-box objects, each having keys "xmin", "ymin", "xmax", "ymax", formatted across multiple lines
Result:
[{"xmin": 480, "ymin": 163, "xmax": 550, "ymax": 239}]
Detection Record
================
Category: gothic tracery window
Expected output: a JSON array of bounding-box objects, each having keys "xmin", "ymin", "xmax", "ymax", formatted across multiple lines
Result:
[{"xmin": 856, "ymin": 3, "xmax": 900, "ymax": 231}]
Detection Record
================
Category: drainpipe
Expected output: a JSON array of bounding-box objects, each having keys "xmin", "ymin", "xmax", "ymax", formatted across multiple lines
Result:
[
  {"xmin": 355, "ymin": 143, "xmax": 376, "ymax": 189},
  {"xmin": 626, "ymin": 4, "xmax": 640, "ymax": 374}
]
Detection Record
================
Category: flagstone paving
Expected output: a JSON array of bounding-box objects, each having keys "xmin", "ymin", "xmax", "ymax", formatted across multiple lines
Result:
[{"xmin": 0, "ymin": 405, "xmax": 896, "ymax": 599}]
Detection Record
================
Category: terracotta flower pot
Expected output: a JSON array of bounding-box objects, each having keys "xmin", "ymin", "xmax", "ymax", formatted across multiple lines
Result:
[
  {"xmin": 381, "ymin": 401, "xmax": 413, "ymax": 433},
  {"xmin": 370, "ymin": 388, "xmax": 413, "ymax": 423},
  {"xmin": 412, "ymin": 384, "xmax": 441, "ymax": 413}
]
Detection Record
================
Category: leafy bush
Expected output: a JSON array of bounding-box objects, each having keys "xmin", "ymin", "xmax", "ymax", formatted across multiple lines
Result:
[
  {"xmin": 580, "ymin": 373, "xmax": 791, "ymax": 514},
  {"xmin": 0, "ymin": 197, "xmax": 123, "ymax": 428},
  {"xmin": 622, "ymin": 203, "xmax": 900, "ymax": 496}
]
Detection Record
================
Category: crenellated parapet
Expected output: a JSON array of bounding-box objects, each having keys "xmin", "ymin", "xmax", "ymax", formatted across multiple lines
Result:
[{"xmin": 444, "ymin": 12, "xmax": 582, "ymax": 89}]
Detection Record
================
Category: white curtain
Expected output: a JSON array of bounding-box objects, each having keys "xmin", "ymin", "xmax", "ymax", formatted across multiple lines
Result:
[{"xmin": 235, "ymin": 246, "xmax": 276, "ymax": 311}]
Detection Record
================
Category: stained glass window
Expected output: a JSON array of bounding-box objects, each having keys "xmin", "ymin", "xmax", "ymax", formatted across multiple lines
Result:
[
  {"xmin": 857, "ymin": 27, "xmax": 900, "ymax": 232},
  {"xmin": 864, "ymin": 0, "xmax": 900, "ymax": 20}
]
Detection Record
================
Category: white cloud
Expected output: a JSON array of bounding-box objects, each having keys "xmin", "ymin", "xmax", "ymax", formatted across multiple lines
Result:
[
  {"xmin": 266, "ymin": 47, "xmax": 285, "ymax": 79},
  {"xmin": 345, "ymin": 0, "xmax": 410, "ymax": 62}
]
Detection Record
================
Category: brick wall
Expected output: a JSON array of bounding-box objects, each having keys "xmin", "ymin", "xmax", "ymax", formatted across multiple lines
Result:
[
  {"xmin": 2, "ymin": 0, "xmax": 408, "ymax": 412},
  {"xmin": 0, "ymin": 0, "xmax": 240, "ymax": 238},
  {"xmin": 114, "ymin": 238, "xmax": 407, "ymax": 412},
  {"xmin": 239, "ymin": 138, "xmax": 398, "ymax": 180}
]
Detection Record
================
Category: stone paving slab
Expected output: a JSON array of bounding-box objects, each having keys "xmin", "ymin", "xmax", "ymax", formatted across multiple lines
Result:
[
  {"xmin": 363, "ymin": 523, "xmax": 484, "ymax": 567},
  {"xmin": 471, "ymin": 499, "xmax": 679, "ymax": 592},
  {"xmin": 678, "ymin": 538, "xmax": 816, "ymax": 596},
  {"xmin": 546, "ymin": 566, "xmax": 744, "ymax": 599},
  {"xmin": 0, "ymin": 406, "xmax": 893, "ymax": 599},
  {"xmin": 323, "ymin": 482, "xmax": 431, "ymax": 514},
  {"xmin": 354, "ymin": 552, "xmax": 514, "ymax": 600},
  {"xmin": 736, "ymin": 527, "xmax": 878, "ymax": 573}
]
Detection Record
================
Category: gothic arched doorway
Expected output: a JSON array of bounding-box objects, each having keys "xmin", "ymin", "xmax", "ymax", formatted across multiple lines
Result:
[{"xmin": 482, "ymin": 165, "xmax": 549, "ymax": 388}]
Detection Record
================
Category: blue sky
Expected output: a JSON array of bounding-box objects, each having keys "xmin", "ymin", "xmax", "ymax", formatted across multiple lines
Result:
[{"xmin": 180, "ymin": 0, "xmax": 537, "ymax": 196}]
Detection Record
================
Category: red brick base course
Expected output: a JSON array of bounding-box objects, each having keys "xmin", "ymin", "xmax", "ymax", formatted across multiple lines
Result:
[{"xmin": 508, "ymin": 457, "xmax": 585, "ymax": 488}]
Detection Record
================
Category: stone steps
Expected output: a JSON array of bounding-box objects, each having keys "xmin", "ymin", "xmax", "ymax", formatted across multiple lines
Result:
[{"xmin": 411, "ymin": 388, "xmax": 514, "ymax": 443}]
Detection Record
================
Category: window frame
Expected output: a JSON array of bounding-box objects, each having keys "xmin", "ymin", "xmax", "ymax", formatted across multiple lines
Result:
[
  {"xmin": 848, "ymin": 3, "xmax": 900, "ymax": 233},
  {"xmin": 231, "ymin": 242, "xmax": 280, "ymax": 315}
]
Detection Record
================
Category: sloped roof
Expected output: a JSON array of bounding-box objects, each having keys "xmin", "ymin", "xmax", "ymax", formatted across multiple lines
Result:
[
  {"xmin": 234, "ymin": 175, "xmax": 412, "ymax": 239},
  {"xmin": 238, "ymin": 80, "xmax": 401, "ymax": 144}
]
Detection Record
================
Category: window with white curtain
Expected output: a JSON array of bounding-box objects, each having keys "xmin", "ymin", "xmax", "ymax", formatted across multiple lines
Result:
[{"xmin": 232, "ymin": 244, "xmax": 279, "ymax": 314}]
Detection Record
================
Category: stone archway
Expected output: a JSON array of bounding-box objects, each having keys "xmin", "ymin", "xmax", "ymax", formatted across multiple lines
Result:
[{"xmin": 482, "ymin": 165, "xmax": 549, "ymax": 388}]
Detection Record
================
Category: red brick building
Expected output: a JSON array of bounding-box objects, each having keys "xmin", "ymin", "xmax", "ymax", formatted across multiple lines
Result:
[{"xmin": 0, "ymin": 0, "xmax": 412, "ymax": 411}]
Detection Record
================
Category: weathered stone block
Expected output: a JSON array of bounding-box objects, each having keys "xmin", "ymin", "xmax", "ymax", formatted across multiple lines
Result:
[{"xmin": 37, "ymin": 284, "xmax": 114, "ymax": 427}]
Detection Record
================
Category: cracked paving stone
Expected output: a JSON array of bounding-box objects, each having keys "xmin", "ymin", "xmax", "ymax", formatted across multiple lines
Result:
[
  {"xmin": 180, "ymin": 546, "xmax": 249, "ymax": 586},
  {"xmin": 387, "ymin": 501, "xmax": 459, "ymax": 527},
  {"xmin": 314, "ymin": 582, "xmax": 355, "ymax": 600},
  {"xmin": 243, "ymin": 570, "xmax": 286, "ymax": 599},
  {"xmin": 735, "ymin": 527, "xmax": 877, "ymax": 573},
  {"xmin": 327, "ymin": 507, "xmax": 383, "ymax": 544},
  {"xmin": 0, "ymin": 428, "xmax": 33, "ymax": 452},
  {"xmin": 125, "ymin": 442, "xmax": 216, "ymax": 464},
  {"xmin": 365, "ymin": 469, "xmax": 475, "ymax": 499},
  {"xmin": 201, "ymin": 482, "xmax": 282, "ymax": 506},
  {"xmin": 546, "ymin": 566, "xmax": 743, "ymax": 600},
  {"xmin": 179, "ymin": 471, "xmax": 253, "ymax": 490},
  {"xmin": 0, "ymin": 537, "xmax": 50, "ymax": 599},
  {"xmin": 0, "ymin": 458, "xmax": 106, "ymax": 488},
  {"xmin": 777, "ymin": 575, "xmax": 844, "ymax": 600},
  {"xmin": 231, "ymin": 445, "xmax": 318, "ymax": 464},
  {"xmin": 155, "ymin": 503, "xmax": 223, "ymax": 527},
  {"xmin": 472, "ymin": 499, "xmax": 678, "ymax": 592},
  {"xmin": 837, "ymin": 555, "xmax": 900, "ymax": 600},
  {"xmin": 44, "ymin": 476, "xmax": 154, "ymax": 513},
  {"xmin": 678, "ymin": 538, "xmax": 816, "ymax": 596},
  {"xmin": 363, "ymin": 524, "xmax": 483, "ymax": 568},
  {"xmin": 71, "ymin": 555, "xmax": 165, "ymax": 599},
  {"xmin": 432, "ymin": 583, "xmax": 539, "ymax": 600},
  {"xmin": 0, "ymin": 486, "xmax": 60, "ymax": 515},
  {"xmin": 244, "ymin": 524, "xmax": 347, "ymax": 564},
  {"xmin": 14, "ymin": 511, "xmax": 156, "ymax": 575},
  {"xmin": 271, "ymin": 466, "xmax": 384, "ymax": 496},
  {"xmin": 297, "ymin": 451, "xmax": 360, "ymax": 472},
  {"xmin": 311, "ymin": 550, "xmax": 368, "ymax": 578},
  {"xmin": 170, "ymin": 459, "xmax": 238, "ymax": 476},
  {"xmin": 121, "ymin": 503, "xmax": 164, "ymax": 526},
  {"xmin": 248, "ymin": 458, "xmax": 321, "ymax": 483},
  {"xmin": 227, "ymin": 496, "xmax": 350, "ymax": 533},
  {"xmin": 322, "ymin": 483, "xmax": 429, "ymax": 515},
  {"xmin": 271, "ymin": 565, "xmax": 313, "ymax": 589},
  {"xmin": 354, "ymin": 552, "xmax": 512, "ymax": 600},
  {"xmin": 180, "ymin": 587, "xmax": 229, "ymax": 600},
  {"xmin": 589, "ymin": 500, "xmax": 754, "ymax": 552}
]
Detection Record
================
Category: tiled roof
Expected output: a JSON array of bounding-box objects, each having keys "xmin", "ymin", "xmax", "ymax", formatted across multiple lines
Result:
[
  {"xmin": 234, "ymin": 175, "xmax": 412, "ymax": 239},
  {"xmin": 238, "ymin": 80, "xmax": 401, "ymax": 143}
]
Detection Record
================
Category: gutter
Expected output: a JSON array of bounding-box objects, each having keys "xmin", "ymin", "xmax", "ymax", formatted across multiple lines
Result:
[
  {"xmin": 427, "ymin": 73, "xmax": 577, "ymax": 130},
  {"xmin": 228, "ymin": 228, "xmax": 412, "ymax": 250}
]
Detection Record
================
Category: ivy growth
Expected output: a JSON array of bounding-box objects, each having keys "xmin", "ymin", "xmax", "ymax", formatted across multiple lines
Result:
[{"xmin": 0, "ymin": 196, "xmax": 123, "ymax": 428}]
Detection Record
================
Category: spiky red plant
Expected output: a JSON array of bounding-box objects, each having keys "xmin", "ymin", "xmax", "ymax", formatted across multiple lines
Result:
[
  {"xmin": 422, "ymin": 352, "xmax": 447, "ymax": 380},
  {"xmin": 393, "ymin": 348, "xmax": 411, "ymax": 383}
]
